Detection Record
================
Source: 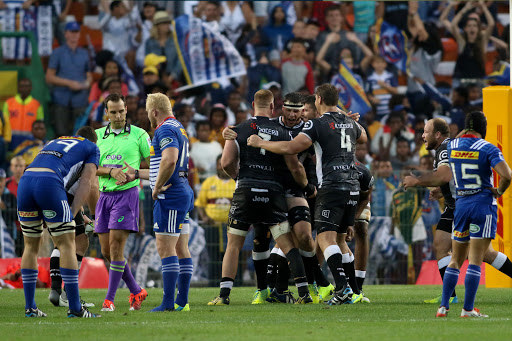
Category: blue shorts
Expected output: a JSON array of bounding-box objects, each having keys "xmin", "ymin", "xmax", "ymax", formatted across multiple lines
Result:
[
  {"xmin": 453, "ymin": 200, "xmax": 497, "ymax": 242},
  {"xmin": 153, "ymin": 194, "xmax": 194, "ymax": 235},
  {"xmin": 17, "ymin": 173, "xmax": 71, "ymax": 223}
]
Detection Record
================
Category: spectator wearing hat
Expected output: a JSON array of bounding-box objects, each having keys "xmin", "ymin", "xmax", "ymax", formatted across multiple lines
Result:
[
  {"xmin": 281, "ymin": 38, "xmax": 314, "ymax": 95},
  {"xmin": 145, "ymin": 11, "xmax": 183, "ymax": 84},
  {"xmin": 209, "ymin": 104, "xmax": 227, "ymax": 147},
  {"xmin": 46, "ymin": 21, "xmax": 92, "ymax": 137}
]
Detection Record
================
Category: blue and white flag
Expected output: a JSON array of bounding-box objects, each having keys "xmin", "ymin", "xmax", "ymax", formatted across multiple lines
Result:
[
  {"xmin": 376, "ymin": 19, "xmax": 409, "ymax": 72},
  {"xmin": 0, "ymin": 3, "xmax": 53, "ymax": 59},
  {"xmin": 330, "ymin": 60, "xmax": 372, "ymax": 116},
  {"xmin": 0, "ymin": 216, "xmax": 16, "ymax": 258},
  {"xmin": 173, "ymin": 15, "xmax": 246, "ymax": 91}
]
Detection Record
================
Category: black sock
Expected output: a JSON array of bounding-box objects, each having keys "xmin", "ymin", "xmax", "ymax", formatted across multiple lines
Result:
[
  {"xmin": 301, "ymin": 254, "xmax": 316, "ymax": 285},
  {"xmin": 356, "ymin": 276, "xmax": 365, "ymax": 291},
  {"xmin": 50, "ymin": 248, "xmax": 62, "ymax": 293},
  {"xmin": 497, "ymin": 258, "xmax": 512, "ymax": 278},
  {"xmin": 253, "ymin": 257, "xmax": 269, "ymax": 291},
  {"xmin": 342, "ymin": 258, "xmax": 359, "ymax": 294},
  {"xmin": 266, "ymin": 253, "xmax": 279, "ymax": 290},
  {"xmin": 275, "ymin": 254, "xmax": 290, "ymax": 293},
  {"xmin": 313, "ymin": 255, "xmax": 330, "ymax": 287},
  {"xmin": 326, "ymin": 253, "xmax": 347, "ymax": 291},
  {"xmin": 285, "ymin": 248, "xmax": 308, "ymax": 297},
  {"xmin": 219, "ymin": 277, "xmax": 234, "ymax": 297},
  {"xmin": 439, "ymin": 265, "xmax": 457, "ymax": 297}
]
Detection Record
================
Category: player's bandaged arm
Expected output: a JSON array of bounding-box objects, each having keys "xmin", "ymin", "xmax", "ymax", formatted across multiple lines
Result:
[
  {"xmin": 493, "ymin": 161, "xmax": 512, "ymax": 197},
  {"xmin": 248, "ymin": 133, "xmax": 312, "ymax": 155},
  {"xmin": 221, "ymin": 140, "xmax": 239, "ymax": 180}
]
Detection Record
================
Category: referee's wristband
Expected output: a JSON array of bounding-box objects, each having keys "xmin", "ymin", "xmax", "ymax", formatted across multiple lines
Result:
[
  {"xmin": 109, "ymin": 168, "xmax": 113, "ymax": 177},
  {"xmin": 135, "ymin": 170, "xmax": 139, "ymax": 180}
]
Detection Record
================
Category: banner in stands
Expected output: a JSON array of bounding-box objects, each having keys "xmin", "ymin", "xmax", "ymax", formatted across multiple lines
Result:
[
  {"xmin": 0, "ymin": 4, "xmax": 53, "ymax": 59},
  {"xmin": 331, "ymin": 60, "xmax": 372, "ymax": 116},
  {"xmin": 173, "ymin": 15, "xmax": 246, "ymax": 91},
  {"xmin": 375, "ymin": 19, "xmax": 409, "ymax": 73}
]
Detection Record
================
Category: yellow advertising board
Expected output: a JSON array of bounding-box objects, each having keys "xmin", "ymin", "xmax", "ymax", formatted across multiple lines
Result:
[{"xmin": 483, "ymin": 86, "xmax": 512, "ymax": 288}]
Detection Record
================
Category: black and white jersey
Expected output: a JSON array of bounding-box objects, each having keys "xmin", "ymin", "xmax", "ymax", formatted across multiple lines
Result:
[
  {"xmin": 233, "ymin": 116, "xmax": 290, "ymax": 188},
  {"xmin": 355, "ymin": 161, "xmax": 374, "ymax": 192},
  {"xmin": 300, "ymin": 112, "xmax": 361, "ymax": 190},
  {"xmin": 434, "ymin": 138, "xmax": 455, "ymax": 209}
]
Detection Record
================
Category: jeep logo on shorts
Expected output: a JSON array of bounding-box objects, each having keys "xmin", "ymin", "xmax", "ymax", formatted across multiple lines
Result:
[
  {"xmin": 322, "ymin": 210, "xmax": 330, "ymax": 218},
  {"xmin": 469, "ymin": 224, "xmax": 480, "ymax": 233},
  {"xmin": 106, "ymin": 154, "xmax": 122, "ymax": 160},
  {"xmin": 43, "ymin": 210, "xmax": 57, "ymax": 219},
  {"xmin": 252, "ymin": 196, "xmax": 269, "ymax": 203}
]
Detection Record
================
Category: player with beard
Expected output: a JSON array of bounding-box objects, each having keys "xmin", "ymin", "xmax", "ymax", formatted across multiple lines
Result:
[
  {"xmin": 209, "ymin": 89, "xmax": 315, "ymax": 305},
  {"xmin": 404, "ymin": 118, "xmax": 512, "ymax": 304}
]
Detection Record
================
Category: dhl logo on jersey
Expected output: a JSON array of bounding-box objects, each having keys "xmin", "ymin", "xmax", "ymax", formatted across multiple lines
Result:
[
  {"xmin": 58, "ymin": 136, "xmax": 84, "ymax": 141},
  {"xmin": 451, "ymin": 151, "xmax": 479, "ymax": 159},
  {"xmin": 150, "ymin": 145, "xmax": 155, "ymax": 156},
  {"xmin": 180, "ymin": 128, "xmax": 188, "ymax": 138}
]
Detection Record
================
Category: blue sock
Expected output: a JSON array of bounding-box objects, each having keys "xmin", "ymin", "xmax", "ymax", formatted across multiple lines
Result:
[
  {"xmin": 175, "ymin": 258, "xmax": 193, "ymax": 307},
  {"xmin": 151, "ymin": 256, "xmax": 179, "ymax": 311},
  {"xmin": 441, "ymin": 267, "xmax": 459, "ymax": 309},
  {"xmin": 464, "ymin": 264, "xmax": 481, "ymax": 311},
  {"xmin": 21, "ymin": 269, "xmax": 38, "ymax": 309},
  {"xmin": 61, "ymin": 267, "xmax": 81, "ymax": 312}
]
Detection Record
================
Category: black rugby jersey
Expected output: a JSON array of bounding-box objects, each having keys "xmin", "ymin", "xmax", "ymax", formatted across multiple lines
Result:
[
  {"xmin": 355, "ymin": 161, "xmax": 374, "ymax": 192},
  {"xmin": 434, "ymin": 138, "xmax": 455, "ymax": 209},
  {"xmin": 234, "ymin": 116, "xmax": 290, "ymax": 188},
  {"xmin": 300, "ymin": 112, "xmax": 361, "ymax": 190}
]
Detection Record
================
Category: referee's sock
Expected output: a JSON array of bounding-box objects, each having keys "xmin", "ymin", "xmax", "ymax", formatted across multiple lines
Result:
[
  {"xmin": 491, "ymin": 252, "xmax": 512, "ymax": 278},
  {"xmin": 122, "ymin": 259, "xmax": 141, "ymax": 295},
  {"xmin": 106, "ymin": 260, "xmax": 125, "ymax": 302}
]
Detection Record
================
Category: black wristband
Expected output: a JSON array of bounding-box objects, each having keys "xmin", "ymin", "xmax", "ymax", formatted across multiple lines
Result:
[
  {"xmin": 135, "ymin": 169, "xmax": 139, "ymax": 180},
  {"xmin": 109, "ymin": 168, "xmax": 113, "ymax": 177},
  {"xmin": 304, "ymin": 183, "xmax": 316, "ymax": 197}
]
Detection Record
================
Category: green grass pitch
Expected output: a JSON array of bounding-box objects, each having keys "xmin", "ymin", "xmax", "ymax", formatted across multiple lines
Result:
[{"xmin": 1, "ymin": 285, "xmax": 512, "ymax": 340}]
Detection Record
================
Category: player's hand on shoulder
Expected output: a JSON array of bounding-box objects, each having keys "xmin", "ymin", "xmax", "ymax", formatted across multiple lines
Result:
[
  {"xmin": 222, "ymin": 126, "xmax": 237, "ymax": 140},
  {"xmin": 247, "ymin": 134, "xmax": 262, "ymax": 147}
]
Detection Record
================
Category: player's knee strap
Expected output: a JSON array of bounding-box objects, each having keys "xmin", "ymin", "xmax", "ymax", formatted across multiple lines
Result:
[
  {"xmin": 270, "ymin": 221, "xmax": 291, "ymax": 240},
  {"xmin": 47, "ymin": 220, "xmax": 76, "ymax": 237},
  {"xmin": 356, "ymin": 207, "xmax": 371, "ymax": 224},
  {"xmin": 21, "ymin": 220, "xmax": 44, "ymax": 237},
  {"xmin": 253, "ymin": 225, "xmax": 271, "ymax": 252},
  {"xmin": 288, "ymin": 206, "xmax": 311, "ymax": 226}
]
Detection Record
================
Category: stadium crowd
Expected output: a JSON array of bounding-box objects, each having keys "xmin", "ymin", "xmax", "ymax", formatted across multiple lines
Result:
[{"xmin": 0, "ymin": 0, "xmax": 511, "ymax": 289}]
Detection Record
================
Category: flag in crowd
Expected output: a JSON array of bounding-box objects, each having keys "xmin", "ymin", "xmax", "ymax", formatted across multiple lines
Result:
[
  {"xmin": 375, "ymin": 19, "xmax": 409, "ymax": 73},
  {"xmin": 0, "ymin": 216, "xmax": 16, "ymax": 259},
  {"xmin": 0, "ymin": 2, "xmax": 53, "ymax": 59},
  {"xmin": 330, "ymin": 60, "xmax": 372, "ymax": 116},
  {"xmin": 487, "ymin": 62, "xmax": 510, "ymax": 86},
  {"xmin": 173, "ymin": 14, "xmax": 246, "ymax": 91}
]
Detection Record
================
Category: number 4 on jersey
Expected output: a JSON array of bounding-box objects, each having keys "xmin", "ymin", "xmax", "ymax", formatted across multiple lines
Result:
[{"xmin": 340, "ymin": 129, "xmax": 351, "ymax": 152}]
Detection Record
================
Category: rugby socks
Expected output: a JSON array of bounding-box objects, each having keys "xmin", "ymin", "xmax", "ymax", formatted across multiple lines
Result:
[
  {"xmin": 285, "ymin": 248, "xmax": 309, "ymax": 297},
  {"xmin": 61, "ymin": 267, "xmax": 81, "ymax": 312},
  {"xmin": 106, "ymin": 260, "xmax": 125, "ymax": 301},
  {"xmin": 355, "ymin": 270, "xmax": 366, "ymax": 291},
  {"xmin": 21, "ymin": 268, "xmax": 38, "ymax": 309},
  {"xmin": 175, "ymin": 257, "xmax": 193, "ymax": 307},
  {"xmin": 266, "ymin": 248, "xmax": 280, "ymax": 290},
  {"xmin": 76, "ymin": 254, "xmax": 83, "ymax": 271},
  {"xmin": 491, "ymin": 252, "xmax": 512, "ymax": 278},
  {"xmin": 275, "ymin": 249, "xmax": 290, "ymax": 293},
  {"xmin": 313, "ymin": 256, "xmax": 331, "ymax": 288},
  {"xmin": 220, "ymin": 277, "xmax": 234, "ymax": 298},
  {"xmin": 161, "ymin": 256, "xmax": 179, "ymax": 309},
  {"xmin": 342, "ymin": 253, "xmax": 360, "ymax": 294},
  {"xmin": 464, "ymin": 264, "xmax": 481, "ymax": 312},
  {"xmin": 122, "ymin": 260, "xmax": 141, "ymax": 295},
  {"xmin": 324, "ymin": 245, "xmax": 347, "ymax": 291},
  {"xmin": 252, "ymin": 250, "xmax": 270, "ymax": 291},
  {"xmin": 440, "ymin": 267, "xmax": 459, "ymax": 309},
  {"xmin": 438, "ymin": 255, "xmax": 456, "ymax": 297},
  {"xmin": 299, "ymin": 249, "xmax": 317, "ymax": 285},
  {"xmin": 50, "ymin": 248, "xmax": 62, "ymax": 293}
]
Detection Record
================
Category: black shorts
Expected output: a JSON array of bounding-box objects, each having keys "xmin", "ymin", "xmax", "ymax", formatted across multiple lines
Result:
[
  {"xmin": 228, "ymin": 186, "xmax": 287, "ymax": 233},
  {"xmin": 436, "ymin": 206, "xmax": 454, "ymax": 234},
  {"xmin": 314, "ymin": 189, "xmax": 359, "ymax": 234},
  {"xmin": 285, "ymin": 186, "xmax": 304, "ymax": 199},
  {"xmin": 67, "ymin": 193, "xmax": 85, "ymax": 236}
]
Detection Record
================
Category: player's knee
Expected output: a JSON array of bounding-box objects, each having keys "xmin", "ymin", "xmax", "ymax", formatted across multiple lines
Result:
[
  {"xmin": 270, "ymin": 221, "xmax": 291, "ymax": 240},
  {"xmin": 21, "ymin": 220, "xmax": 44, "ymax": 238},
  {"xmin": 253, "ymin": 234, "xmax": 271, "ymax": 253},
  {"xmin": 354, "ymin": 221, "xmax": 368, "ymax": 239},
  {"xmin": 288, "ymin": 206, "xmax": 311, "ymax": 227}
]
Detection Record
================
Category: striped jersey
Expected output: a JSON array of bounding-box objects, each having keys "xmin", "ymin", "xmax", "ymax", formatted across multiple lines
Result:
[
  {"xmin": 150, "ymin": 117, "xmax": 191, "ymax": 199},
  {"xmin": 448, "ymin": 135, "xmax": 505, "ymax": 202}
]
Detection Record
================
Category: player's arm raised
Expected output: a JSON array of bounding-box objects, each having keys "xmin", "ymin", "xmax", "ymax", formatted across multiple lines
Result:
[
  {"xmin": 403, "ymin": 164, "xmax": 452, "ymax": 190},
  {"xmin": 70, "ymin": 163, "xmax": 97, "ymax": 217},
  {"xmin": 491, "ymin": 161, "xmax": 512, "ymax": 198},
  {"xmin": 152, "ymin": 147, "xmax": 177, "ymax": 200},
  {"xmin": 248, "ymin": 133, "xmax": 312, "ymax": 155},
  {"xmin": 221, "ymin": 140, "xmax": 239, "ymax": 179}
]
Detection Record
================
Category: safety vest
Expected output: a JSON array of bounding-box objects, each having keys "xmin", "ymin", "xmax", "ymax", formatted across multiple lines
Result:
[{"xmin": 4, "ymin": 94, "xmax": 43, "ymax": 136}]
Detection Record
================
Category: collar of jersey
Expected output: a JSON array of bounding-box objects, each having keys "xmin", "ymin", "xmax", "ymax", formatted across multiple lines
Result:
[
  {"xmin": 461, "ymin": 134, "xmax": 478, "ymax": 138},
  {"xmin": 155, "ymin": 116, "xmax": 176, "ymax": 130},
  {"xmin": 103, "ymin": 123, "xmax": 131, "ymax": 138},
  {"xmin": 278, "ymin": 116, "xmax": 303, "ymax": 129}
]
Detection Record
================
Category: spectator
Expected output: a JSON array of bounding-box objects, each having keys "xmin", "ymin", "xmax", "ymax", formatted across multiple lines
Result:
[
  {"xmin": 253, "ymin": 1, "xmax": 300, "ymax": 26},
  {"xmin": 136, "ymin": 1, "xmax": 158, "ymax": 68},
  {"xmin": 365, "ymin": 55, "xmax": 399, "ymax": 119},
  {"xmin": 219, "ymin": 1, "xmax": 253, "ymax": 43},
  {"xmin": 195, "ymin": 155, "xmax": 236, "ymax": 226},
  {"xmin": 46, "ymin": 21, "xmax": 91, "ymax": 137},
  {"xmin": 3, "ymin": 78, "xmax": 43, "ymax": 151},
  {"xmin": 126, "ymin": 95, "xmax": 139, "ymax": 124},
  {"xmin": 245, "ymin": 53, "xmax": 282, "ymax": 103},
  {"xmin": 145, "ymin": 11, "xmax": 183, "ymax": 84},
  {"xmin": 89, "ymin": 60, "xmax": 129, "ymax": 103},
  {"xmin": 225, "ymin": 90, "xmax": 247, "ymax": 126},
  {"xmin": 6, "ymin": 156, "xmax": 25, "ymax": 198},
  {"xmin": 0, "ymin": 168, "xmax": 17, "ymax": 235},
  {"xmin": 363, "ymin": 107, "xmax": 382, "ymax": 141},
  {"xmin": 189, "ymin": 120, "xmax": 223, "ymax": 184},
  {"xmin": 0, "ymin": 103, "xmax": 11, "ymax": 168},
  {"xmin": 353, "ymin": 1, "xmax": 377, "ymax": 42},
  {"xmin": 467, "ymin": 83, "xmax": 483, "ymax": 108},
  {"xmin": 371, "ymin": 112, "xmax": 414, "ymax": 160},
  {"xmin": 371, "ymin": 160, "xmax": 399, "ymax": 217},
  {"xmin": 390, "ymin": 137, "xmax": 415, "ymax": 171},
  {"xmin": 262, "ymin": 4, "xmax": 293, "ymax": 52},
  {"xmin": 355, "ymin": 141, "xmax": 373, "ymax": 168},
  {"xmin": 209, "ymin": 105, "xmax": 227, "ymax": 147},
  {"xmin": 11, "ymin": 120, "xmax": 47, "ymax": 166},
  {"xmin": 281, "ymin": 38, "xmax": 314, "ymax": 95}
]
